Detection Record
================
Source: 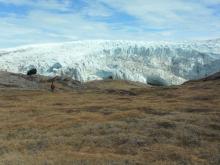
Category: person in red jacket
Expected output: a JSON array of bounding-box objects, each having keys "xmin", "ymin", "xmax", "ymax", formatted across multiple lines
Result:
[{"xmin": 51, "ymin": 80, "xmax": 55, "ymax": 92}]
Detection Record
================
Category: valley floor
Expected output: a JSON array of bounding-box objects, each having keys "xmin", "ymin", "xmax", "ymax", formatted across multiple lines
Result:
[{"xmin": 0, "ymin": 78, "xmax": 220, "ymax": 165}]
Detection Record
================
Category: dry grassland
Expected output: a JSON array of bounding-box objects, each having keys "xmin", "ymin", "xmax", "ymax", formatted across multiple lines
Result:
[{"xmin": 0, "ymin": 79, "xmax": 219, "ymax": 165}]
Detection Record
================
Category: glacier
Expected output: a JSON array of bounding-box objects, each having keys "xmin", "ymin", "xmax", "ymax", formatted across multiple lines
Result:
[{"xmin": 0, "ymin": 39, "xmax": 220, "ymax": 85}]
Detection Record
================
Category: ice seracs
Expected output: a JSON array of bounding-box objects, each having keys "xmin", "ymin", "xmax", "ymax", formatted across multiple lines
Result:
[{"xmin": 0, "ymin": 39, "xmax": 220, "ymax": 85}]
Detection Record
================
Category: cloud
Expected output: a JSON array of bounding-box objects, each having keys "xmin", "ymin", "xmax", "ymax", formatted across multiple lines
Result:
[
  {"xmin": 202, "ymin": 0, "xmax": 220, "ymax": 4},
  {"xmin": 0, "ymin": 0, "xmax": 219, "ymax": 48},
  {"xmin": 100, "ymin": 0, "xmax": 219, "ymax": 28},
  {"xmin": 98, "ymin": 0, "xmax": 220, "ymax": 39},
  {"xmin": 0, "ymin": 0, "xmax": 71, "ymax": 11}
]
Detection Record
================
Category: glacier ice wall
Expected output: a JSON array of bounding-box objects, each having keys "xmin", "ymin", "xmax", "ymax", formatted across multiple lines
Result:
[{"xmin": 0, "ymin": 39, "xmax": 220, "ymax": 85}]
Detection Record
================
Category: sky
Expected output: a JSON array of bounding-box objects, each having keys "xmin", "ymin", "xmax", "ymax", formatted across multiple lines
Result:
[{"xmin": 0, "ymin": 0, "xmax": 220, "ymax": 48}]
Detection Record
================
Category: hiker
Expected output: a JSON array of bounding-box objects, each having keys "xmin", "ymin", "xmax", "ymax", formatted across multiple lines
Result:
[{"xmin": 51, "ymin": 80, "xmax": 55, "ymax": 92}]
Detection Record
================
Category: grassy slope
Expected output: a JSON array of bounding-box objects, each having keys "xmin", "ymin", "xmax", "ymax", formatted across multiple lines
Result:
[{"xmin": 0, "ymin": 79, "xmax": 220, "ymax": 165}]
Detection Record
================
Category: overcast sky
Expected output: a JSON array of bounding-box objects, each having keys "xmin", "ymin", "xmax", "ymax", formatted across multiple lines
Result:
[{"xmin": 0, "ymin": 0, "xmax": 220, "ymax": 48}]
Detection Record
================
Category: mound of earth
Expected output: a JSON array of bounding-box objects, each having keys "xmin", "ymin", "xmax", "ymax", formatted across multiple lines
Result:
[
  {"xmin": 202, "ymin": 71, "xmax": 220, "ymax": 81},
  {"xmin": 0, "ymin": 71, "xmax": 82, "ymax": 90}
]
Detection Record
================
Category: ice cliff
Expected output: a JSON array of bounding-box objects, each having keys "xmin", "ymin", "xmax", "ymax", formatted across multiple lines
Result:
[{"xmin": 0, "ymin": 39, "xmax": 220, "ymax": 85}]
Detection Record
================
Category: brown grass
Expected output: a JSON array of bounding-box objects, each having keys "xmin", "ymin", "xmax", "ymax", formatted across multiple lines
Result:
[{"xmin": 0, "ymin": 79, "xmax": 219, "ymax": 165}]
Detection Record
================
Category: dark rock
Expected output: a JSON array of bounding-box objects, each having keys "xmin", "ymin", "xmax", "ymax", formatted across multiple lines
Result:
[{"xmin": 27, "ymin": 68, "xmax": 37, "ymax": 76}]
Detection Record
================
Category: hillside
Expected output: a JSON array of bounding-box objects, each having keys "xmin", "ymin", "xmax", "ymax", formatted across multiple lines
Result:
[
  {"xmin": 0, "ymin": 71, "xmax": 82, "ymax": 90},
  {"xmin": 0, "ymin": 71, "xmax": 219, "ymax": 164}
]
